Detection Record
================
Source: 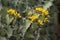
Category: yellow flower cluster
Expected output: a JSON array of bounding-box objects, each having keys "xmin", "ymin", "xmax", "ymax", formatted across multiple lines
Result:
[
  {"xmin": 29, "ymin": 15, "xmax": 39, "ymax": 23},
  {"xmin": 27, "ymin": 7, "xmax": 50, "ymax": 26},
  {"xmin": 35, "ymin": 7, "xmax": 50, "ymax": 26},
  {"xmin": 29, "ymin": 15, "xmax": 49, "ymax": 25},
  {"xmin": 35, "ymin": 7, "xmax": 49, "ymax": 16},
  {"xmin": 37, "ymin": 20, "xmax": 43, "ymax": 25},
  {"xmin": 7, "ymin": 9, "xmax": 21, "ymax": 18},
  {"xmin": 37, "ymin": 17, "xmax": 49, "ymax": 26},
  {"xmin": 44, "ymin": 17, "xmax": 49, "ymax": 23}
]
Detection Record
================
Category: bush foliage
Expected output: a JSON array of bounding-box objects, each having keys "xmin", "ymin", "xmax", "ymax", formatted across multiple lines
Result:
[{"xmin": 0, "ymin": 0, "xmax": 58, "ymax": 40}]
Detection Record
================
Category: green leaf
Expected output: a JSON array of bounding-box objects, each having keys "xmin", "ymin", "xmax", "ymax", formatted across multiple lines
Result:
[
  {"xmin": 19, "ymin": 4, "xmax": 25, "ymax": 13},
  {"xmin": 0, "ymin": 5, "xmax": 2, "ymax": 11},
  {"xmin": 6, "ymin": 26, "xmax": 13, "ymax": 38},
  {"xmin": 0, "ymin": 37, "xmax": 7, "ymax": 40},
  {"xmin": 0, "ymin": 28, "xmax": 6, "ymax": 36},
  {"xmin": 43, "ymin": 1, "xmax": 53, "ymax": 10},
  {"xmin": 31, "ymin": 22, "xmax": 38, "ymax": 32},
  {"xmin": 21, "ymin": 20, "xmax": 31, "ymax": 36},
  {"xmin": 39, "ymin": 15, "xmax": 45, "ymax": 20},
  {"xmin": 1, "ymin": 0, "xmax": 9, "ymax": 6},
  {"xmin": 26, "ymin": 34, "xmax": 34, "ymax": 38},
  {"xmin": 6, "ymin": 14, "xmax": 14, "ymax": 25}
]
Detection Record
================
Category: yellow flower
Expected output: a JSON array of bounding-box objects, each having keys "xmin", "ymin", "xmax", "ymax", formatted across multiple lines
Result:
[
  {"xmin": 44, "ymin": 10, "xmax": 49, "ymax": 15},
  {"xmin": 13, "ymin": 13, "xmax": 21, "ymax": 18},
  {"xmin": 42, "ymin": 10, "xmax": 46, "ymax": 14},
  {"xmin": 35, "ymin": 7, "xmax": 49, "ymax": 16},
  {"xmin": 35, "ymin": 7, "xmax": 43, "ymax": 12},
  {"xmin": 18, "ymin": 16, "xmax": 21, "ymax": 18},
  {"xmin": 7, "ymin": 9, "xmax": 15, "ymax": 15},
  {"xmin": 7, "ymin": 9, "xmax": 22, "ymax": 18},
  {"xmin": 13, "ymin": 13, "xmax": 17, "ymax": 17},
  {"xmin": 37, "ymin": 20, "xmax": 43, "ymax": 25},
  {"xmin": 11, "ymin": 10, "xmax": 15, "ymax": 14},
  {"xmin": 29, "ymin": 15, "xmax": 39, "ymax": 23},
  {"xmin": 17, "ymin": 13, "xmax": 21, "ymax": 18},
  {"xmin": 42, "ymin": 10, "xmax": 49, "ymax": 16},
  {"xmin": 29, "ymin": 15, "xmax": 38, "ymax": 19},
  {"xmin": 7, "ymin": 9, "xmax": 13, "ymax": 13},
  {"xmin": 44, "ymin": 18, "xmax": 49, "ymax": 23}
]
